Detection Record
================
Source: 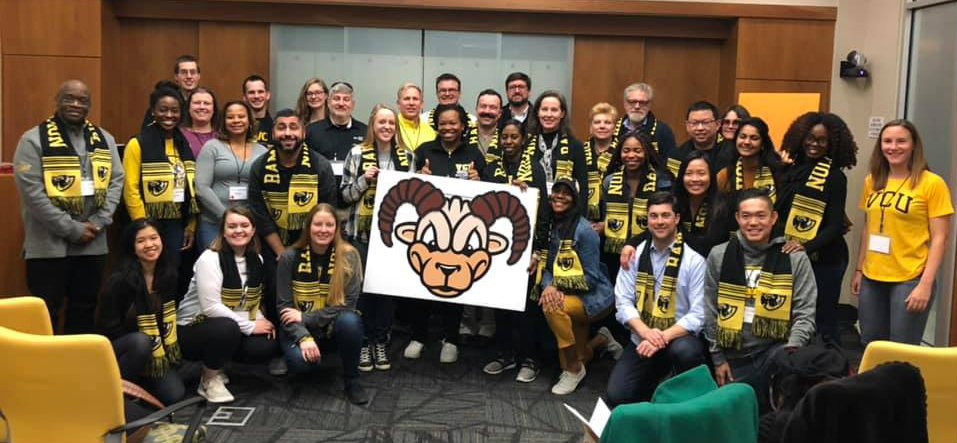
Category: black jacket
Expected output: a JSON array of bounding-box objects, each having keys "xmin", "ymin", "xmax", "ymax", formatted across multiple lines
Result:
[
  {"xmin": 305, "ymin": 117, "xmax": 367, "ymax": 162},
  {"xmin": 414, "ymin": 139, "xmax": 488, "ymax": 181}
]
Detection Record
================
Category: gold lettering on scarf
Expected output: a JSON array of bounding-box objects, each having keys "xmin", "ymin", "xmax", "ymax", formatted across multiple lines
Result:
[{"xmin": 807, "ymin": 161, "xmax": 829, "ymax": 192}]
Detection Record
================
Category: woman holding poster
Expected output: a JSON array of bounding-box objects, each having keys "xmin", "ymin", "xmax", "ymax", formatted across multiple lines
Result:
[{"xmin": 538, "ymin": 177, "xmax": 617, "ymax": 395}]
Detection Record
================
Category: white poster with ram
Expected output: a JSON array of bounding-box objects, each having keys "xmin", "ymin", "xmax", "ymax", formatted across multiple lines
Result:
[{"xmin": 363, "ymin": 170, "xmax": 539, "ymax": 311}]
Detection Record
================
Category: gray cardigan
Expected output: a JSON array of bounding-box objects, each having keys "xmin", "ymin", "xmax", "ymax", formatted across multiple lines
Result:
[
  {"xmin": 276, "ymin": 246, "xmax": 363, "ymax": 343},
  {"xmin": 194, "ymin": 138, "xmax": 267, "ymax": 224},
  {"xmin": 13, "ymin": 125, "xmax": 124, "ymax": 259},
  {"xmin": 704, "ymin": 232, "xmax": 817, "ymax": 366}
]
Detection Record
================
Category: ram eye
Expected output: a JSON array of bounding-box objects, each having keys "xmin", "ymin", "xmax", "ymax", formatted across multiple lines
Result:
[
  {"xmin": 463, "ymin": 230, "xmax": 482, "ymax": 256},
  {"xmin": 422, "ymin": 224, "xmax": 439, "ymax": 252}
]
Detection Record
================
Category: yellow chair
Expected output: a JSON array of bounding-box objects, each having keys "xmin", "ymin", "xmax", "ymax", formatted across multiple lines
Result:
[
  {"xmin": 859, "ymin": 340, "xmax": 957, "ymax": 443},
  {"xmin": 0, "ymin": 326, "xmax": 204, "ymax": 443},
  {"xmin": 0, "ymin": 296, "xmax": 52, "ymax": 335}
]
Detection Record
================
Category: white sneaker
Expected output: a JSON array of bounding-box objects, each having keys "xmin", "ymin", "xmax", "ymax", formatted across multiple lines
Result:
[
  {"xmin": 597, "ymin": 327, "xmax": 624, "ymax": 361},
  {"xmin": 216, "ymin": 371, "xmax": 230, "ymax": 385},
  {"xmin": 269, "ymin": 357, "xmax": 288, "ymax": 376},
  {"xmin": 404, "ymin": 340, "xmax": 424, "ymax": 359},
  {"xmin": 198, "ymin": 373, "xmax": 235, "ymax": 403},
  {"xmin": 551, "ymin": 367, "xmax": 587, "ymax": 395},
  {"xmin": 439, "ymin": 340, "xmax": 458, "ymax": 363},
  {"xmin": 516, "ymin": 359, "xmax": 540, "ymax": 383}
]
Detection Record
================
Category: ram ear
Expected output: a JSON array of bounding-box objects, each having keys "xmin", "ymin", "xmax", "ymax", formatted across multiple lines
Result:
[
  {"xmin": 395, "ymin": 222, "xmax": 417, "ymax": 245},
  {"xmin": 487, "ymin": 233, "xmax": 509, "ymax": 255}
]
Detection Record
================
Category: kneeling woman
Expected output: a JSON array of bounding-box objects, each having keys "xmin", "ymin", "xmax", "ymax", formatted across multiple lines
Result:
[
  {"xmin": 276, "ymin": 203, "xmax": 368, "ymax": 405},
  {"xmin": 98, "ymin": 219, "xmax": 186, "ymax": 406},
  {"xmin": 177, "ymin": 206, "xmax": 281, "ymax": 403},
  {"xmin": 539, "ymin": 178, "xmax": 615, "ymax": 395}
]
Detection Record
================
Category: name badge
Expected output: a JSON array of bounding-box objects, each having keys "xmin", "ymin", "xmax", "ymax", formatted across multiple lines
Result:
[
  {"xmin": 229, "ymin": 185, "xmax": 248, "ymax": 201},
  {"xmin": 81, "ymin": 179, "xmax": 95, "ymax": 196},
  {"xmin": 744, "ymin": 305, "xmax": 755, "ymax": 324},
  {"xmin": 868, "ymin": 234, "xmax": 891, "ymax": 254},
  {"xmin": 455, "ymin": 170, "xmax": 469, "ymax": 180},
  {"xmin": 173, "ymin": 188, "xmax": 185, "ymax": 203},
  {"xmin": 331, "ymin": 161, "xmax": 344, "ymax": 177},
  {"xmin": 545, "ymin": 181, "xmax": 554, "ymax": 195}
]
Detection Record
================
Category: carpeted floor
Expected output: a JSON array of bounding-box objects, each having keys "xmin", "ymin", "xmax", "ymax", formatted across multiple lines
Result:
[{"xmin": 170, "ymin": 321, "xmax": 863, "ymax": 443}]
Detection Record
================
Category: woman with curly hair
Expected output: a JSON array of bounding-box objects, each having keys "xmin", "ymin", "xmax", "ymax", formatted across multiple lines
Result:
[{"xmin": 775, "ymin": 112, "xmax": 858, "ymax": 343}]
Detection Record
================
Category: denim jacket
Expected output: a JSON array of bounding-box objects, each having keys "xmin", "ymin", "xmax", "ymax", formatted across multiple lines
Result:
[{"xmin": 542, "ymin": 216, "xmax": 614, "ymax": 318}]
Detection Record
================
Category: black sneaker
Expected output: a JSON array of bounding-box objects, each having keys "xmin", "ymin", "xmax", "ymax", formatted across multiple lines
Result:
[
  {"xmin": 373, "ymin": 342, "xmax": 391, "ymax": 371},
  {"xmin": 482, "ymin": 355, "xmax": 517, "ymax": 375},
  {"xmin": 345, "ymin": 381, "xmax": 370, "ymax": 405},
  {"xmin": 358, "ymin": 345, "xmax": 373, "ymax": 372}
]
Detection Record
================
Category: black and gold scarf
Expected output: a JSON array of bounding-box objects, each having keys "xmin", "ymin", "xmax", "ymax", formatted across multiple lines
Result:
[
  {"xmin": 681, "ymin": 201, "xmax": 709, "ymax": 235},
  {"xmin": 291, "ymin": 245, "xmax": 336, "ymax": 313},
  {"xmin": 582, "ymin": 132, "xmax": 620, "ymax": 220},
  {"xmin": 716, "ymin": 236, "xmax": 793, "ymax": 349},
  {"xmin": 261, "ymin": 146, "xmax": 319, "ymax": 244},
  {"xmin": 466, "ymin": 124, "xmax": 500, "ymax": 166},
  {"xmin": 603, "ymin": 166, "xmax": 657, "ymax": 253},
  {"xmin": 136, "ymin": 124, "xmax": 198, "ymax": 219},
  {"xmin": 784, "ymin": 157, "xmax": 832, "ymax": 243},
  {"xmin": 516, "ymin": 132, "xmax": 574, "ymax": 184},
  {"xmin": 135, "ymin": 299, "xmax": 180, "ymax": 378},
  {"xmin": 219, "ymin": 248, "xmax": 265, "ymax": 321},
  {"xmin": 731, "ymin": 157, "xmax": 776, "ymax": 202},
  {"xmin": 635, "ymin": 232, "xmax": 684, "ymax": 330},
  {"xmin": 39, "ymin": 115, "xmax": 112, "ymax": 215},
  {"xmin": 357, "ymin": 143, "xmax": 410, "ymax": 233}
]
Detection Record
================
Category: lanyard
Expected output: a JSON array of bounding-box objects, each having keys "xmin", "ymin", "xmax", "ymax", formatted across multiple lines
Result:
[
  {"xmin": 229, "ymin": 141, "xmax": 248, "ymax": 183},
  {"xmin": 879, "ymin": 176, "xmax": 910, "ymax": 233}
]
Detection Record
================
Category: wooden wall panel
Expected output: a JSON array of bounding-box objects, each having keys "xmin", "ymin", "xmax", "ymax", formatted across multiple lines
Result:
[
  {"xmin": 643, "ymin": 38, "xmax": 722, "ymax": 142},
  {"xmin": 736, "ymin": 18, "xmax": 835, "ymax": 82},
  {"xmin": 0, "ymin": 176, "xmax": 30, "ymax": 296},
  {"xmin": 2, "ymin": 56, "xmax": 102, "ymax": 162},
  {"xmin": 197, "ymin": 22, "xmax": 271, "ymax": 104},
  {"xmin": 718, "ymin": 21, "xmax": 738, "ymax": 111},
  {"xmin": 0, "ymin": 0, "xmax": 101, "ymax": 57},
  {"xmin": 101, "ymin": 19, "xmax": 198, "ymax": 143},
  {"xmin": 570, "ymin": 36, "xmax": 645, "ymax": 138},
  {"xmin": 734, "ymin": 79, "xmax": 831, "ymax": 112}
]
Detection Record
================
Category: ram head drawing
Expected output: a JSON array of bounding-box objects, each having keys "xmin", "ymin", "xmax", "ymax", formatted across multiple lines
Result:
[{"xmin": 378, "ymin": 177, "xmax": 530, "ymax": 298}]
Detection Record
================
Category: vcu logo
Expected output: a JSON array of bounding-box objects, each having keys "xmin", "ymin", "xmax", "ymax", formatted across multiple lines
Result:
[
  {"xmin": 760, "ymin": 293, "xmax": 787, "ymax": 311},
  {"xmin": 298, "ymin": 301, "xmax": 314, "ymax": 312},
  {"xmin": 97, "ymin": 166, "xmax": 109, "ymax": 180},
  {"xmin": 718, "ymin": 303, "xmax": 738, "ymax": 321},
  {"xmin": 362, "ymin": 194, "xmax": 375, "ymax": 209},
  {"xmin": 147, "ymin": 181, "xmax": 168, "ymax": 196},
  {"xmin": 792, "ymin": 216, "xmax": 817, "ymax": 232},
  {"xmin": 656, "ymin": 296, "xmax": 670, "ymax": 312},
  {"xmin": 293, "ymin": 191, "xmax": 314, "ymax": 206},
  {"xmin": 608, "ymin": 219, "xmax": 624, "ymax": 232},
  {"xmin": 51, "ymin": 175, "xmax": 75, "ymax": 191},
  {"xmin": 558, "ymin": 256, "xmax": 575, "ymax": 271}
]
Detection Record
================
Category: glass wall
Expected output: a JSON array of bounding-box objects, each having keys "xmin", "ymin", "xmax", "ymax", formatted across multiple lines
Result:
[{"xmin": 271, "ymin": 25, "xmax": 573, "ymax": 123}]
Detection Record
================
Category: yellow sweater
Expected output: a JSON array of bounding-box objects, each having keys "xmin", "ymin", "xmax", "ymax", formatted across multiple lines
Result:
[
  {"xmin": 398, "ymin": 113, "xmax": 436, "ymax": 152},
  {"xmin": 122, "ymin": 137, "xmax": 196, "ymax": 231}
]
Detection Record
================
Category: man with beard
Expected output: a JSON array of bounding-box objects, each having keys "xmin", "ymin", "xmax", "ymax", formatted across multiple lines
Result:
[
  {"xmin": 665, "ymin": 101, "xmax": 730, "ymax": 176},
  {"xmin": 499, "ymin": 72, "xmax": 531, "ymax": 132},
  {"xmin": 704, "ymin": 189, "xmax": 816, "ymax": 413},
  {"xmin": 243, "ymin": 74, "xmax": 273, "ymax": 144},
  {"xmin": 248, "ymin": 109, "xmax": 337, "ymax": 365},
  {"xmin": 14, "ymin": 79, "xmax": 125, "ymax": 333},
  {"xmin": 617, "ymin": 83, "xmax": 677, "ymax": 161},
  {"xmin": 395, "ymin": 82, "xmax": 435, "ymax": 152},
  {"xmin": 305, "ymin": 82, "xmax": 367, "ymax": 167}
]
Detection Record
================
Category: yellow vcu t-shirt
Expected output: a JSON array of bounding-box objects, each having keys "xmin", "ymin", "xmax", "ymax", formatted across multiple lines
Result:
[{"xmin": 859, "ymin": 170, "xmax": 954, "ymax": 282}]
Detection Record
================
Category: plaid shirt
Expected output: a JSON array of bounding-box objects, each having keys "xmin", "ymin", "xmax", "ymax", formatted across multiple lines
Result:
[{"xmin": 339, "ymin": 144, "xmax": 414, "ymax": 243}]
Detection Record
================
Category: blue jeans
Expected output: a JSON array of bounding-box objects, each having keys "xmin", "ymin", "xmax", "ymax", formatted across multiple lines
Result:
[
  {"xmin": 606, "ymin": 335, "xmax": 707, "ymax": 406},
  {"xmin": 196, "ymin": 219, "xmax": 220, "ymax": 251},
  {"xmin": 279, "ymin": 310, "xmax": 364, "ymax": 381},
  {"xmin": 812, "ymin": 260, "xmax": 848, "ymax": 341},
  {"xmin": 858, "ymin": 275, "xmax": 936, "ymax": 346}
]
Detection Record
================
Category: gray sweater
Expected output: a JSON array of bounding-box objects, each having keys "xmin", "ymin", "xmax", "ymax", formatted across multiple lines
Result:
[
  {"xmin": 276, "ymin": 246, "xmax": 363, "ymax": 343},
  {"xmin": 194, "ymin": 139, "xmax": 267, "ymax": 224},
  {"xmin": 13, "ymin": 125, "xmax": 124, "ymax": 259},
  {"xmin": 704, "ymin": 232, "xmax": 817, "ymax": 366}
]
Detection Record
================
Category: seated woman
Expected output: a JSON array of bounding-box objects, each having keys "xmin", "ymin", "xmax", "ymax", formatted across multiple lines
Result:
[
  {"xmin": 539, "ymin": 178, "xmax": 615, "ymax": 395},
  {"xmin": 177, "ymin": 205, "xmax": 280, "ymax": 403},
  {"xmin": 98, "ymin": 218, "xmax": 186, "ymax": 406},
  {"xmin": 276, "ymin": 203, "xmax": 368, "ymax": 405}
]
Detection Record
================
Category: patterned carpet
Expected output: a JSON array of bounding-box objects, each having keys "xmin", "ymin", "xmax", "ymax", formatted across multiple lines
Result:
[{"xmin": 171, "ymin": 318, "xmax": 863, "ymax": 443}]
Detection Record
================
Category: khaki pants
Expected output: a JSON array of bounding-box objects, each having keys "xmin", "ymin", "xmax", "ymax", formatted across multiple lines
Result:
[{"xmin": 544, "ymin": 295, "xmax": 611, "ymax": 370}]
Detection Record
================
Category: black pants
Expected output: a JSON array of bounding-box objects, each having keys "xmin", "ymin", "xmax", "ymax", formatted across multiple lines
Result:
[
  {"xmin": 111, "ymin": 332, "xmax": 186, "ymax": 406},
  {"xmin": 178, "ymin": 316, "xmax": 279, "ymax": 368},
  {"xmin": 353, "ymin": 239, "xmax": 395, "ymax": 344},
  {"xmin": 26, "ymin": 255, "xmax": 105, "ymax": 334},
  {"xmin": 259, "ymin": 246, "xmax": 281, "ymax": 325},
  {"xmin": 493, "ymin": 293, "xmax": 545, "ymax": 362},
  {"xmin": 410, "ymin": 299, "xmax": 463, "ymax": 345},
  {"xmin": 605, "ymin": 335, "xmax": 708, "ymax": 407}
]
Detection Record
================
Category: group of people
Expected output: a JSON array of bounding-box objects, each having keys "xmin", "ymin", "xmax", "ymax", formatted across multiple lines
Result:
[{"xmin": 14, "ymin": 54, "xmax": 953, "ymax": 414}]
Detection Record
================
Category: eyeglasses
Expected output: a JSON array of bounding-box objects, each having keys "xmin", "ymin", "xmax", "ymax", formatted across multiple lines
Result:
[
  {"xmin": 507, "ymin": 84, "xmax": 528, "ymax": 91},
  {"xmin": 722, "ymin": 119, "xmax": 741, "ymax": 127},
  {"xmin": 687, "ymin": 119, "xmax": 716, "ymax": 128},
  {"xmin": 178, "ymin": 69, "xmax": 199, "ymax": 76},
  {"xmin": 306, "ymin": 91, "xmax": 326, "ymax": 98},
  {"xmin": 625, "ymin": 99, "xmax": 651, "ymax": 108},
  {"xmin": 59, "ymin": 95, "xmax": 91, "ymax": 107},
  {"xmin": 438, "ymin": 87, "xmax": 460, "ymax": 94}
]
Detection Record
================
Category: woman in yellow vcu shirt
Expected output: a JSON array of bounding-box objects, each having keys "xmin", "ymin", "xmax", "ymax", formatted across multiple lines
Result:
[{"xmin": 851, "ymin": 119, "xmax": 954, "ymax": 345}]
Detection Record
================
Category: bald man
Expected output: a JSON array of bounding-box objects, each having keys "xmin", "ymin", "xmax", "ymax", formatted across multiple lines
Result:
[{"xmin": 14, "ymin": 80, "xmax": 125, "ymax": 333}]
